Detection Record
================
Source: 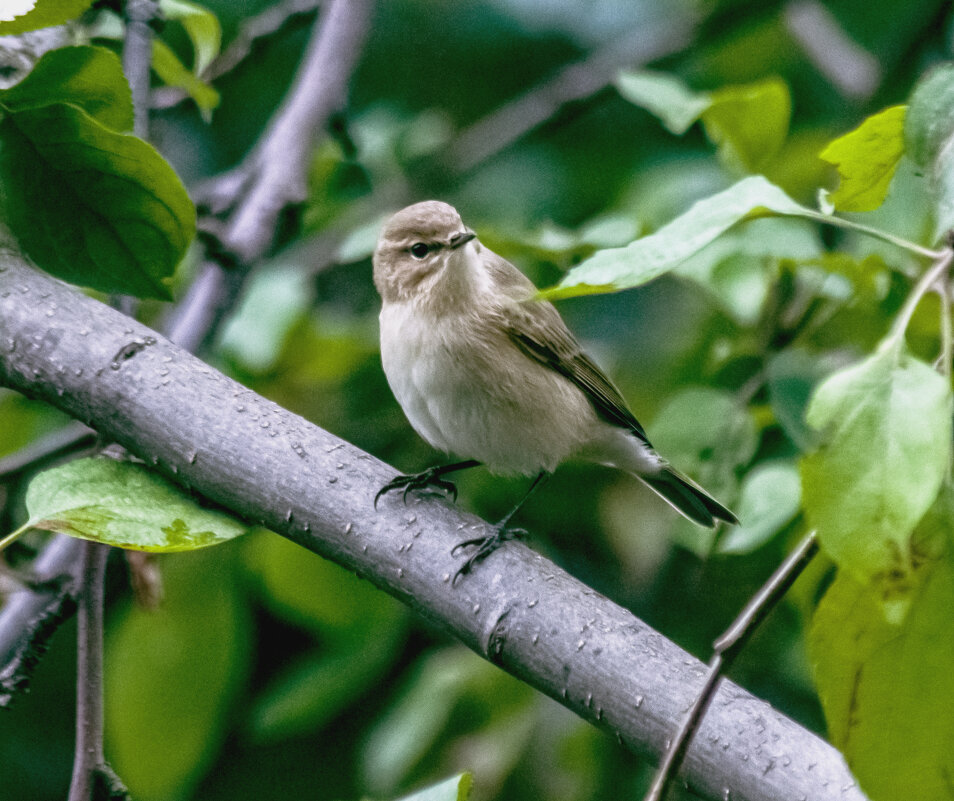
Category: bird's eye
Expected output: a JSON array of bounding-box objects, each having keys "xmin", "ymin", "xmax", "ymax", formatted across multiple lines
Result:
[{"xmin": 410, "ymin": 242, "xmax": 430, "ymax": 259}]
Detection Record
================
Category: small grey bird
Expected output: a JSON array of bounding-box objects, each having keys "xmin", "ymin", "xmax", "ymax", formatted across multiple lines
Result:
[{"xmin": 373, "ymin": 201, "xmax": 736, "ymax": 575}]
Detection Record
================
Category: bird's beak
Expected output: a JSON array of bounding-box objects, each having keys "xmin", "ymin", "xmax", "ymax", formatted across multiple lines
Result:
[{"xmin": 449, "ymin": 230, "xmax": 476, "ymax": 249}]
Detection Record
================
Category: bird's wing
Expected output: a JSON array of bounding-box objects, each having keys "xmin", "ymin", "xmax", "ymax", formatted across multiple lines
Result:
[{"xmin": 499, "ymin": 293, "xmax": 651, "ymax": 446}]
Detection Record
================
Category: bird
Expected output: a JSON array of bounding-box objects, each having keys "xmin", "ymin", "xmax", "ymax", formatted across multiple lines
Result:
[{"xmin": 372, "ymin": 200, "xmax": 736, "ymax": 577}]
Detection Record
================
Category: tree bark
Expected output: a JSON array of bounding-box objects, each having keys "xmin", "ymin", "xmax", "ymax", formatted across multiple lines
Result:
[{"xmin": 0, "ymin": 252, "xmax": 865, "ymax": 801}]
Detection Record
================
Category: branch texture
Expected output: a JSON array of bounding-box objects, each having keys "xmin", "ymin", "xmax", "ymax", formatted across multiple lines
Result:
[{"xmin": 0, "ymin": 254, "xmax": 865, "ymax": 801}]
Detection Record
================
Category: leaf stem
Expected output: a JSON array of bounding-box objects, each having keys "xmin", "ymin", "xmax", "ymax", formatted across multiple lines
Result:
[
  {"xmin": 0, "ymin": 522, "xmax": 32, "ymax": 553},
  {"xmin": 800, "ymin": 209, "xmax": 945, "ymax": 260},
  {"xmin": 888, "ymin": 246, "xmax": 954, "ymax": 344}
]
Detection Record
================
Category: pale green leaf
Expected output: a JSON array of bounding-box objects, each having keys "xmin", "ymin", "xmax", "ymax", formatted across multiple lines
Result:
[
  {"xmin": 616, "ymin": 71, "xmax": 790, "ymax": 170},
  {"xmin": 702, "ymin": 78, "xmax": 791, "ymax": 171},
  {"xmin": 800, "ymin": 343, "xmax": 952, "ymax": 584},
  {"xmin": 717, "ymin": 461, "xmax": 801, "ymax": 554},
  {"xmin": 0, "ymin": 102, "xmax": 195, "ymax": 299},
  {"xmin": 0, "ymin": 45, "xmax": 132, "ymax": 131},
  {"xmin": 151, "ymin": 39, "xmax": 220, "ymax": 119},
  {"xmin": 809, "ymin": 557, "xmax": 954, "ymax": 801},
  {"xmin": 0, "ymin": 0, "xmax": 91, "ymax": 33},
  {"xmin": 905, "ymin": 62, "xmax": 954, "ymax": 239},
  {"xmin": 615, "ymin": 70, "xmax": 710, "ymax": 134},
  {"xmin": 542, "ymin": 176, "xmax": 813, "ymax": 301},
  {"xmin": 160, "ymin": 0, "xmax": 222, "ymax": 76},
  {"xmin": 25, "ymin": 457, "xmax": 249, "ymax": 551},
  {"xmin": 398, "ymin": 774, "xmax": 473, "ymax": 801},
  {"xmin": 820, "ymin": 105, "xmax": 906, "ymax": 212}
]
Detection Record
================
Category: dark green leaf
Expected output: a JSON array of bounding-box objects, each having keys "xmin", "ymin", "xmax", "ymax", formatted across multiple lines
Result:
[
  {"xmin": 106, "ymin": 550, "xmax": 250, "ymax": 800},
  {"xmin": 0, "ymin": 0, "xmax": 93, "ymax": 34},
  {"xmin": 0, "ymin": 103, "xmax": 194, "ymax": 299},
  {"xmin": 0, "ymin": 46, "xmax": 132, "ymax": 131},
  {"xmin": 25, "ymin": 457, "xmax": 249, "ymax": 551}
]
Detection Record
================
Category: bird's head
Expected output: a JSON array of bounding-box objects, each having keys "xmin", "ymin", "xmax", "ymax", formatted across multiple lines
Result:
[{"xmin": 373, "ymin": 200, "xmax": 477, "ymax": 304}]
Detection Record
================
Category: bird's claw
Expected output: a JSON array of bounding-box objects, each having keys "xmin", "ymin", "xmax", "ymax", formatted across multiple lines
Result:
[
  {"xmin": 452, "ymin": 524, "xmax": 527, "ymax": 582},
  {"xmin": 374, "ymin": 469, "xmax": 459, "ymax": 508}
]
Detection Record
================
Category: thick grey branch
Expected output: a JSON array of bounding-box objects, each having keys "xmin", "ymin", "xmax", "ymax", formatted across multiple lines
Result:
[{"xmin": 0, "ymin": 255, "xmax": 865, "ymax": 801}]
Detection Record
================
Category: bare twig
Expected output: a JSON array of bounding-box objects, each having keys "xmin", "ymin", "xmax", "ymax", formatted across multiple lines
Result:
[
  {"xmin": 442, "ymin": 14, "xmax": 697, "ymax": 176},
  {"xmin": 67, "ymin": 542, "xmax": 112, "ymax": 801},
  {"xmin": 0, "ymin": 420, "xmax": 96, "ymax": 482},
  {"xmin": 122, "ymin": 0, "xmax": 160, "ymax": 138},
  {"xmin": 168, "ymin": 0, "xmax": 372, "ymax": 353},
  {"xmin": 783, "ymin": 1, "xmax": 880, "ymax": 101},
  {"xmin": 644, "ymin": 532, "xmax": 821, "ymax": 801}
]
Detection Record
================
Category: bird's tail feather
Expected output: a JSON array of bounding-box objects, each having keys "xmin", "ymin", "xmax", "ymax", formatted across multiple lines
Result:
[{"xmin": 639, "ymin": 467, "xmax": 737, "ymax": 528}]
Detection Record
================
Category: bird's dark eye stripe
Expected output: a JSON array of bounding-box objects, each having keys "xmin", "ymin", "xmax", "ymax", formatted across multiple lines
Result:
[{"xmin": 410, "ymin": 242, "xmax": 431, "ymax": 258}]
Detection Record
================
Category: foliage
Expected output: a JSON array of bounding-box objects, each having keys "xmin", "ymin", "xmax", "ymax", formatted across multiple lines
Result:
[{"xmin": 3, "ymin": 2, "xmax": 954, "ymax": 801}]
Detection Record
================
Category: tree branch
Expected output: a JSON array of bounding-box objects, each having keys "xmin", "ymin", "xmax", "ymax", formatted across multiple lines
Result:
[
  {"xmin": 0, "ymin": 255, "xmax": 864, "ymax": 801},
  {"xmin": 0, "ymin": 0, "xmax": 374, "ymax": 692}
]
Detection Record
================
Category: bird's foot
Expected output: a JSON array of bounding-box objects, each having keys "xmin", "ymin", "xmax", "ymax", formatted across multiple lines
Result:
[
  {"xmin": 451, "ymin": 523, "xmax": 528, "ymax": 581},
  {"xmin": 374, "ymin": 467, "xmax": 460, "ymax": 508}
]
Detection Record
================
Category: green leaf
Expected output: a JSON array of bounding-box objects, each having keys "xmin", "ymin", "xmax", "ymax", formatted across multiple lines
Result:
[
  {"xmin": 0, "ymin": 0, "xmax": 93, "ymax": 34},
  {"xmin": 160, "ymin": 0, "xmax": 222, "ymax": 76},
  {"xmin": 397, "ymin": 774, "xmax": 473, "ymax": 801},
  {"xmin": 905, "ymin": 62, "xmax": 954, "ymax": 240},
  {"xmin": 542, "ymin": 176, "xmax": 813, "ymax": 301},
  {"xmin": 0, "ymin": 103, "xmax": 195, "ymax": 299},
  {"xmin": 809, "ymin": 557, "xmax": 954, "ymax": 801},
  {"xmin": 616, "ymin": 71, "xmax": 790, "ymax": 171},
  {"xmin": 800, "ymin": 342, "xmax": 952, "ymax": 585},
  {"xmin": 248, "ymin": 630, "xmax": 403, "ymax": 743},
  {"xmin": 244, "ymin": 533, "xmax": 408, "ymax": 743},
  {"xmin": 674, "ymin": 218, "xmax": 820, "ymax": 324},
  {"xmin": 648, "ymin": 387, "xmax": 753, "ymax": 555},
  {"xmin": 248, "ymin": 530, "xmax": 406, "ymax": 643},
  {"xmin": 151, "ymin": 39, "xmax": 220, "ymax": 119},
  {"xmin": 106, "ymin": 549, "xmax": 250, "ymax": 801},
  {"xmin": 0, "ymin": 46, "xmax": 133, "ymax": 131},
  {"xmin": 717, "ymin": 461, "xmax": 801, "ymax": 554},
  {"xmin": 615, "ymin": 70, "xmax": 711, "ymax": 134},
  {"xmin": 24, "ymin": 457, "xmax": 249, "ymax": 551},
  {"xmin": 360, "ymin": 649, "xmax": 532, "ymax": 795},
  {"xmin": 820, "ymin": 105, "xmax": 907, "ymax": 213}
]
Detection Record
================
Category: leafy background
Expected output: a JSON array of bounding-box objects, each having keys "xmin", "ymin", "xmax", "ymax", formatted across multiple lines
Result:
[{"xmin": 1, "ymin": 1, "xmax": 953, "ymax": 800}]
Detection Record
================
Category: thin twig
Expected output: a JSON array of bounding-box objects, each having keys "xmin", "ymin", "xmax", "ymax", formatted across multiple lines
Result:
[
  {"xmin": 67, "ymin": 542, "xmax": 110, "ymax": 801},
  {"xmin": 0, "ymin": 421, "xmax": 96, "ymax": 482},
  {"xmin": 643, "ymin": 531, "xmax": 820, "ymax": 801},
  {"xmin": 122, "ymin": 0, "xmax": 160, "ymax": 139}
]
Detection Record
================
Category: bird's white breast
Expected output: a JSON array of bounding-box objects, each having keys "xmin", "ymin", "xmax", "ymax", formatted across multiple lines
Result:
[{"xmin": 379, "ymin": 296, "xmax": 602, "ymax": 475}]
